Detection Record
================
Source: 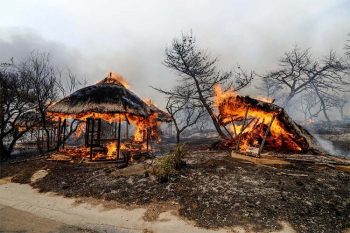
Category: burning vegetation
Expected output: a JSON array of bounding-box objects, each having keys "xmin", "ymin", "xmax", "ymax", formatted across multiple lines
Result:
[{"xmin": 214, "ymin": 85, "xmax": 320, "ymax": 154}]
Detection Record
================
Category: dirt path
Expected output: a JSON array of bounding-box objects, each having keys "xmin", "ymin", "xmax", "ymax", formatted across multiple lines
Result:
[
  {"xmin": 0, "ymin": 182, "xmax": 228, "ymax": 233},
  {"xmin": 0, "ymin": 204, "xmax": 105, "ymax": 233},
  {"xmin": 0, "ymin": 181, "xmax": 299, "ymax": 233}
]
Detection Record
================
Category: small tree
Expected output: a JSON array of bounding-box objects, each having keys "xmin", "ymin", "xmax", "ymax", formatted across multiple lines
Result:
[
  {"xmin": 157, "ymin": 32, "xmax": 252, "ymax": 138},
  {"xmin": 166, "ymin": 94, "xmax": 206, "ymax": 143}
]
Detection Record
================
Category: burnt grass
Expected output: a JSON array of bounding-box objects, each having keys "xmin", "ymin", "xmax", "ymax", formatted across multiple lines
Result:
[{"xmin": 1, "ymin": 151, "xmax": 350, "ymax": 233}]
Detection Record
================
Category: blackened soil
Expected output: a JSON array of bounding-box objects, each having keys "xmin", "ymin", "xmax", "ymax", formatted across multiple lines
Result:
[{"xmin": 1, "ymin": 151, "xmax": 349, "ymax": 233}]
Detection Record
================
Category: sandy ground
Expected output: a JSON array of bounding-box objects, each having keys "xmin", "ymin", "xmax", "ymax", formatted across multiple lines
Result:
[{"xmin": 0, "ymin": 180, "xmax": 297, "ymax": 233}]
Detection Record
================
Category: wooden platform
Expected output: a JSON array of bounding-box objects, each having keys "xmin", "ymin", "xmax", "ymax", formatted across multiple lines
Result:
[{"xmin": 231, "ymin": 151, "xmax": 350, "ymax": 172}]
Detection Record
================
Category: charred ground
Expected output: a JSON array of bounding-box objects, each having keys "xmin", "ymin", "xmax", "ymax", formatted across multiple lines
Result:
[{"xmin": 1, "ymin": 147, "xmax": 349, "ymax": 233}]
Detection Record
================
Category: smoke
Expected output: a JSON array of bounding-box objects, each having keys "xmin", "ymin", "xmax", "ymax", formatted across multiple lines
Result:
[
  {"xmin": 313, "ymin": 134, "xmax": 347, "ymax": 157},
  {"xmin": 0, "ymin": 0, "xmax": 349, "ymax": 109},
  {"xmin": 0, "ymin": 28, "xmax": 177, "ymax": 105}
]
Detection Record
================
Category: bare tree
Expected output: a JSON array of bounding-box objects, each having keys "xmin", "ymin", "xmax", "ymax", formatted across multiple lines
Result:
[
  {"xmin": 0, "ymin": 52, "xmax": 84, "ymax": 160},
  {"xmin": 0, "ymin": 62, "xmax": 37, "ymax": 159},
  {"xmin": 156, "ymin": 32, "xmax": 253, "ymax": 138},
  {"xmin": 23, "ymin": 52, "xmax": 84, "ymax": 152},
  {"xmin": 166, "ymin": 95, "xmax": 206, "ymax": 144},
  {"xmin": 264, "ymin": 47, "xmax": 349, "ymax": 121}
]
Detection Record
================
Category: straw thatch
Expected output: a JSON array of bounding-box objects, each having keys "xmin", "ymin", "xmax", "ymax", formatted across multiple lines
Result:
[
  {"xmin": 148, "ymin": 103, "xmax": 172, "ymax": 122},
  {"xmin": 48, "ymin": 74, "xmax": 150, "ymax": 117}
]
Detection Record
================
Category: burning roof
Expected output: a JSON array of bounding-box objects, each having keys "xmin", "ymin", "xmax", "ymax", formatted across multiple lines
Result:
[
  {"xmin": 214, "ymin": 85, "xmax": 320, "ymax": 154},
  {"xmin": 48, "ymin": 72, "xmax": 150, "ymax": 119},
  {"xmin": 144, "ymin": 98, "xmax": 172, "ymax": 122}
]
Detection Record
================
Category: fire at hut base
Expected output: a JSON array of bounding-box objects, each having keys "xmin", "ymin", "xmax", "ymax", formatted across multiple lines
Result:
[{"xmin": 49, "ymin": 142, "xmax": 149, "ymax": 162}]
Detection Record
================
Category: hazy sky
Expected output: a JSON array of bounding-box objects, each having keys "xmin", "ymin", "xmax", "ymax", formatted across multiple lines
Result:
[{"xmin": 1, "ymin": 0, "xmax": 349, "ymax": 108}]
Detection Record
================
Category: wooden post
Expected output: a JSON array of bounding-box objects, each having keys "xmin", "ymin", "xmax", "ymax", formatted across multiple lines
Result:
[
  {"xmin": 146, "ymin": 128, "xmax": 149, "ymax": 153},
  {"xmin": 124, "ymin": 114, "xmax": 130, "ymax": 140},
  {"xmin": 231, "ymin": 117, "xmax": 237, "ymax": 138},
  {"xmin": 62, "ymin": 119, "xmax": 67, "ymax": 149},
  {"xmin": 57, "ymin": 118, "xmax": 62, "ymax": 151},
  {"xmin": 90, "ymin": 118, "xmax": 95, "ymax": 161},
  {"xmin": 236, "ymin": 107, "xmax": 249, "ymax": 152},
  {"xmin": 85, "ymin": 119, "xmax": 90, "ymax": 147},
  {"xmin": 223, "ymin": 124, "xmax": 234, "ymax": 139},
  {"xmin": 114, "ymin": 122, "xmax": 117, "ymax": 139},
  {"xmin": 116, "ymin": 118, "xmax": 121, "ymax": 160},
  {"xmin": 96, "ymin": 118, "xmax": 101, "ymax": 146},
  {"xmin": 258, "ymin": 114, "xmax": 277, "ymax": 157}
]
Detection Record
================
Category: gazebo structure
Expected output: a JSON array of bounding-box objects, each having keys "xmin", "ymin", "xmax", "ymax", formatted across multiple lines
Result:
[{"xmin": 48, "ymin": 72, "xmax": 152, "ymax": 161}]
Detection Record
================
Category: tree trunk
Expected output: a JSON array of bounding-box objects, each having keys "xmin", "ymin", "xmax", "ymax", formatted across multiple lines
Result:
[
  {"xmin": 0, "ymin": 142, "xmax": 11, "ymax": 161},
  {"xmin": 340, "ymin": 107, "xmax": 344, "ymax": 121},
  {"xmin": 312, "ymin": 83, "xmax": 330, "ymax": 122},
  {"xmin": 192, "ymin": 76, "xmax": 227, "ymax": 139},
  {"xmin": 176, "ymin": 131, "xmax": 181, "ymax": 144}
]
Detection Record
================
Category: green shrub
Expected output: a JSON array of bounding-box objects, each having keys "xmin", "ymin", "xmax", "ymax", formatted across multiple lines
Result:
[
  {"xmin": 172, "ymin": 144, "xmax": 187, "ymax": 169},
  {"xmin": 154, "ymin": 154, "xmax": 176, "ymax": 182},
  {"xmin": 154, "ymin": 144, "xmax": 187, "ymax": 182}
]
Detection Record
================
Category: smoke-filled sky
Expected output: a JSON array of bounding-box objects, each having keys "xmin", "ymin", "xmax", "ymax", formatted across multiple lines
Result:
[{"xmin": 1, "ymin": 0, "xmax": 349, "ymax": 108}]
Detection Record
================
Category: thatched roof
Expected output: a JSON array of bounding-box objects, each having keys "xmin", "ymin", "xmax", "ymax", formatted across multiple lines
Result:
[
  {"xmin": 48, "ymin": 73, "xmax": 150, "ymax": 118},
  {"xmin": 148, "ymin": 103, "xmax": 172, "ymax": 122}
]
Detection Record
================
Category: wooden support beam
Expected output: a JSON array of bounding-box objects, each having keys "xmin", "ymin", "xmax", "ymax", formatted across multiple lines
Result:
[
  {"xmin": 96, "ymin": 118, "xmax": 101, "ymax": 146},
  {"xmin": 124, "ymin": 114, "xmax": 130, "ymax": 139},
  {"xmin": 114, "ymin": 122, "xmax": 117, "ymax": 139},
  {"xmin": 62, "ymin": 119, "xmax": 67, "ymax": 149},
  {"xmin": 146, "ymin": 128, "xmax": 149, "ymax": 153},
  {"xmin": 231, "ymin": 117, "xmax": 237, "ymax": 138},
  {"xmin": 57, "ymin": 118, "xmax": 62, "ymax": 151},
  {"xmin": 85, "ymin": 119, "xmax": 89, "ymax": 147},
  {"xmin": 116, "ymin": 118, "xmax": 121, "ymax": 160},
  {"xmin": 258, "ymin": 114, "xmax": 277, "ymax": 157},
  {"xmin": 90, "ymin": 118, "xmax": 95, "ymax": 161},
  {"xmin": 223, "ymin": 124, "xmax": 234, "ymax": 139},
  {"xmin": 236, "ymin": 107, "xmax": 249, "ymax": 152}
]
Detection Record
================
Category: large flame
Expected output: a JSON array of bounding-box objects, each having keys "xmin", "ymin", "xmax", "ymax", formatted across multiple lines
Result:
[
  {"xmin": 129, "ymin": 113, "xmax": 161, "ymax": 143},
  {"xmin": 214, "ymin": 85, "xmax": 303, "ymax": 152}
]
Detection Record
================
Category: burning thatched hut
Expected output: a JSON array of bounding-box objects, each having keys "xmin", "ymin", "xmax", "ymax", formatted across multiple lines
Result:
[
  {"xmin": 48, "ymin": 72, "xmax": 152, "ymax": 161},
  {"xmin": 214, "ymin": 85, "xmax": 321, "ymax": 155}
]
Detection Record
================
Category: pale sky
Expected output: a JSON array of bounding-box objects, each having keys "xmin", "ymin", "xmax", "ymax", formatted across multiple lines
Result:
[{"xmin": 1, "ymin": 0, "xmax": 349, "ymax": 108}]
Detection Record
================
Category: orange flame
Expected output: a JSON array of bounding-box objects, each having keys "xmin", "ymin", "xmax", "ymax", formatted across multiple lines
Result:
[
  {"xmin": 214, "ymin": 85, "xmax": 302, "ymax": 152},
  {"xmin": 101, "ymin": 72, "xmax": 130, "ymax": 89},
  {"xmin": 106, "ymin": 142, "xmax": 117, "ymax": 157},
  {"xmin": 73, "ymin": 122, "xmax": 85, "ymax": 138}
]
